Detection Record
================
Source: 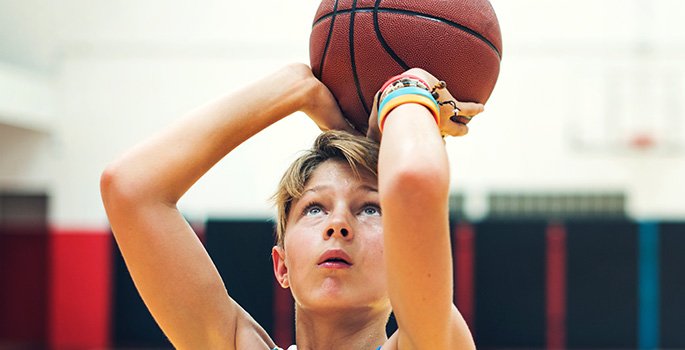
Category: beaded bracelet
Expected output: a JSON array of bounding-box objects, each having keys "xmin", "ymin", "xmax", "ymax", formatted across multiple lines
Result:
[
  {"xmin": 377, "ymin": 86, "xmax": 440, "ymax": 133},
  {"xmin": 380, "ymin": 79, "xmax": 431, "ymax": 104},
  {"xmin": 379, "ymin": 74, "xmax": 431, "ymax": 94}
]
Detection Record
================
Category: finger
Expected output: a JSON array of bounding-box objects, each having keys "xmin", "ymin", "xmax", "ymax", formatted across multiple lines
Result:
[
  {"xmin": 344, "ymin": 117, "xmax": 365, "ymax": 136},
  {"xmin": 370, "ymin": 90, "xmax": 380, "ymax": 116},
  {"xmin": 450, "ymin": 114, "xmax": 474, "ymax": 126},
  {"xmin": 438, "ymin": 107, "xmax": 471, "ymax": 137},
  {"xmin": 324, "ymin": 117, "xmax": 363, "ymax": 136},
  {"xmin": 315, "ymin": 98, "xmax": 364, "ymax": 135},
  {"xmin": 442, "ymin": 122, "xmax": 469, "ymax": 137},
  {"xmin": 455, "ymin": 102, "xmax": 485, "ymax": 117},
  {"xmin": 366, "ymin": 91, "xmax": 381, "ymax": 138},
  {"xmin": 442, "ymin": 118, "xmax": 469, "ymax": 137},
  {"xmin": 366, "ymin": 123, "xmax": 381, "ymax": 142}
]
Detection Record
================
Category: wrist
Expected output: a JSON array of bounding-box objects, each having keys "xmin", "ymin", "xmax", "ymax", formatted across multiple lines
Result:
[
  {"xmin": 376, "ymin": 78, "xmax": 440, "ymax": 133},
  {"xmin": 278, "ymin": 63, "xmax": 320, "ymax": 114},
  {"xmin": 292, "ymin": 64, "xmax": 324, "ymax": 114},
  {"xmin": 385, "ymin": 103, "xmax": 438, "ymax": 129}
]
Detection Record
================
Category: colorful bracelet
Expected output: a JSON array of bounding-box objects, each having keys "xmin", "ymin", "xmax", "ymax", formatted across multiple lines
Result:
[
  {"xmin": 377, "ymin": 87, "xmax": 440, "ymax": 132},
  {"xmin": 379, "ymin": 74, "xmax": 431, "ymax": 94},
  {"xmin": 380, "ymin": 78, "xmax": 431, "ymax": 103},
  {"xmin": 378, "ymin": 94, "xmax": 440, "ymax": 132}
]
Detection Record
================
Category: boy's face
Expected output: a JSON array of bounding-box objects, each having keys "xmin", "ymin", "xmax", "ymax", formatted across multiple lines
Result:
[{"xmin": 272, "ymin": 159, "xmax": 390, "ymax": 314}]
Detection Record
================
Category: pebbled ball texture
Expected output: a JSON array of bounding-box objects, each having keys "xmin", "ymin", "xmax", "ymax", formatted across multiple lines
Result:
[{"xmin": 310, "ymin": 0, "xmax": 502, "ymax": 131}]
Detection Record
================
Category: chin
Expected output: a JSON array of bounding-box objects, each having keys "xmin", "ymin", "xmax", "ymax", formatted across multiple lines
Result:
[{"xmin": 300, "ymin": 286, "xmax": 388, "ymax": 314}]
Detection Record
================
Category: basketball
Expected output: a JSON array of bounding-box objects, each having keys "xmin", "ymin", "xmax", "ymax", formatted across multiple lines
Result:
[{"xmin": 309, "ymin": 0, "xmax": 503, "ymax": 131}]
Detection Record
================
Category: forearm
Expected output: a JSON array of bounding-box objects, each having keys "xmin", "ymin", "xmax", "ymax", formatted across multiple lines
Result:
[
  {"xmin": 102, "ymin": 64, "xmax": 315, "ymax": 205},
  {"xmin": 379, "ymin": 104, "xmax": 456, "ymax": 346},
  {"xmin": 379, "ymin": 104, "xmax": 450, "ymax": 207}
]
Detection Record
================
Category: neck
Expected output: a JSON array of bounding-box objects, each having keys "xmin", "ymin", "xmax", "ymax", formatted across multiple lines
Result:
[{"xmin": 293, "ymin": 306, "xmax": 388, "ymax": 350}]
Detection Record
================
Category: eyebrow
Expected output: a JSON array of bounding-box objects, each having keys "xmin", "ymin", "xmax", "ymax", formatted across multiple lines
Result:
[
  {"xmin": 302, "ymin": 184, "xmax": 378, "ymax": 195},
  {"xmin": 358, "ymin": 184, "xmax": 379, "ymax": 193}
]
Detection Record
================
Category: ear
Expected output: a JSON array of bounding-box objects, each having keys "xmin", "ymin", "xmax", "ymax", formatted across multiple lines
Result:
[{"xmin": 272, "ymin": 245, "xmax": 289, "ymax": 288}]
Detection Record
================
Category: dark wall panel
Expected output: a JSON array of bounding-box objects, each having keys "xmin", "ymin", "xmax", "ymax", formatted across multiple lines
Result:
[
  {"xmin": 474, "ymin": 220, "xmax": 547, "ymax": 349},
  {"xmin": 111, "ymin": 219, "xmax": 276, "ymax": 348},
  {"xmin": 112, "ymin": 243, "xmax": 170, "ymax": 348},
  {"xmin": 0, "ymin": 227, "xmax": 49, "ymax": 348},
  {"xmin": 206, "ymin": 219, "xmax": 276, "ymax": 335},
  {"xmin": 0, "ymin": 193, "xmax": 48, "ymax": 348},
  {"xmin": 660, "ymin": 222, "xmax": 685, "ymax": 348},
  {"xmin": 566, "ymin": 220, "xmax": 637, "ymax": 349}
]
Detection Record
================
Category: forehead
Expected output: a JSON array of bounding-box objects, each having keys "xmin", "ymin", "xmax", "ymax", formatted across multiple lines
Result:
[{"xmin": 305, "ymin": 160, "xmax": 377, "ymax": 190}]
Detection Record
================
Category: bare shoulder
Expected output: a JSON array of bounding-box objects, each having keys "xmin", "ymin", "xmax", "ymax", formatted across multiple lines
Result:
[{"xmin": 234, "ymin": 302, "xmax": 278, "ymax": 350}]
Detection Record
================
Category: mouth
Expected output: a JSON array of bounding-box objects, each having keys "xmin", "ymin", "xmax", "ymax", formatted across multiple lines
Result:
[{"xmin": 318, "ymin": 249, "xmax": 353, "ymax": 268}]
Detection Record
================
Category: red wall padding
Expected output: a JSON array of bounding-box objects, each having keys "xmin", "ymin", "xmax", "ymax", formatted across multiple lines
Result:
[
  {"xmin": 454, "ymin": 223, "xmax": 475, "ymax": 331},
  {"xmin": 48, "ymin": 229, "xmax": 112, "ymax": 349},
  {"xmin": 546, "ymin": 223, "xmax": 567, "ymax": 350}
]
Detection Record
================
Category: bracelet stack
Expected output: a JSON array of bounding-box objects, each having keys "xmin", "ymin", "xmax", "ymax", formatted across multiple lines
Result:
[{"xmin": 377, "ymin": 74, "xmax": 441, "ymax": 133}]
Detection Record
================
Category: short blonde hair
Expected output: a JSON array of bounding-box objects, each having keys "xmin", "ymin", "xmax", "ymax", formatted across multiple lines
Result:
[{"xmin": 272, "ymin": 130, "xmax": 379, "ymax": 246}]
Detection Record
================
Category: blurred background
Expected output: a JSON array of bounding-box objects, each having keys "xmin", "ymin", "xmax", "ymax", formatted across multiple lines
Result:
[{"xmin": 1, "ymin": 0, "xmax": 684, "ymax": 349}]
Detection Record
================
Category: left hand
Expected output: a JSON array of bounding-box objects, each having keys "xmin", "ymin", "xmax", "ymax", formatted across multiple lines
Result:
[{"xmin": 291, "ymin": 63, "xmax": 362, "ymax": 135}]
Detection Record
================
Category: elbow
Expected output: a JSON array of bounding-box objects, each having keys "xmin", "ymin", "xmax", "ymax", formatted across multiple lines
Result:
[
  {"xmin": 380, "ymin": 160, "xmax": 450, "ymax": 205},
  {"xmin": 99, "ymin": 163, "xmax": 116, "ymax": 197},
  {"xmin": 100, "ymin": 162, "xmax": 139, "ymax": 210},
  {"xmin": 100, "ymin": 164, "xmax": 127, "ymax": 233}
]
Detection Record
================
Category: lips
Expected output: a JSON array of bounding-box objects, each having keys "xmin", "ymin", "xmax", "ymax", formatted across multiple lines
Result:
[{"xmin": 317, "ymin": 249, "xmax": 353, "ymax": 267}]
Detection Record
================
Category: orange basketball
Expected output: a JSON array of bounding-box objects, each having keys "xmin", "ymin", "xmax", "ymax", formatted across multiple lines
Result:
[{"xmin": 310, "ymin": 0, "xmax": 503, "ymax": 131}]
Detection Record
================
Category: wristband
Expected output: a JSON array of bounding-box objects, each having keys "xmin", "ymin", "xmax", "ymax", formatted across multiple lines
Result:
[
  {"xmin": 377, "ymin": 88, "xmax": 440, "ymax": 132},
  {"xmin": 378, "ymin": 86, "xmax": 439, "ymax": 117},
  {"xmin": 378, "ymin": 94, "xmax": 440, "ymax": 132}
]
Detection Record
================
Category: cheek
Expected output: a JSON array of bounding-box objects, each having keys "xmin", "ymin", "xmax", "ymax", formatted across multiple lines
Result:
[
  {"xmin": 364, "ymin": 218, "xmax": 384, "ymax": 243},
  {"xmin": 361, "ymin": 221, "xmax": 385, "ymax": 267},
  {"xmin": 283, "ymin": 229, "xmax": 316, "ymax": 270}
]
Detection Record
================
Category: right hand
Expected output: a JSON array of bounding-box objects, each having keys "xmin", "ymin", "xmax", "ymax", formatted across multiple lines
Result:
[
  {"xmin": 366, "ymin": 68, "xmax": 484, "ymax": 140},
  {"xmin": 292, "ymin": 64, "xmax": 362, "ymax": 135},
  {"xmin": 403, "ymin": 68, "xmax": 484, "ymax": 138}
]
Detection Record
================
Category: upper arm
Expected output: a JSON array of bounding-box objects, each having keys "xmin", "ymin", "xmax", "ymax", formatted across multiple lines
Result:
[
  {"xmin": 101, "ymin": 168, "xmax": 276, "ymax": 350},
  {"xmin": 380, "ymin": 170, "xmax": 457, "ymax": 349},
  {"xmin": 383, "ymin": 190, "xmax": 475, "ymax": 349}
]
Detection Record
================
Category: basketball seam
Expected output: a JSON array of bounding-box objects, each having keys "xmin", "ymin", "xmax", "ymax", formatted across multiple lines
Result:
[
  {"xmin": 313, "ymin": 7, "xmax": 502, "ymax": 59},
  {"xmin": 318, "ymin": 0, "xmax": 340, "ymax": 78},
  {"xmin": 373, "ymin": 0, "xmax": 410, "ymax": 71},
  {"xmin": 349, "ymin": 0, "xmax": 371, "ymax": 117}
]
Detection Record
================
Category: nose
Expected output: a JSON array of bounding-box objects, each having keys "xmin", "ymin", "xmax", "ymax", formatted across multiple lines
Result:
[{"xmin": 323, "ymin": 210, "xmax": 353, "ymax": 240}]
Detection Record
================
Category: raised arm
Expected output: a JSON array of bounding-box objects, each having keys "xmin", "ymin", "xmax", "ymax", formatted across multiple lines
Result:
[
  {"xmin": 375, "ymin": 69, "xmax": 482, "ymax": 350},
  {"xmin": 100, "ymin": 63, "xmax": 354, "ymax": 350}
]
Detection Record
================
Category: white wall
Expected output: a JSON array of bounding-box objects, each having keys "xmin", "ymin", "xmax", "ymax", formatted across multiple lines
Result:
[
  {"xmin": 0, "ymin": 124, "xmax": 53, "ymax": 192},
  {"xmin": 1, "ymin": 0, "xmax": 684, "ymax": 227},
  {"xmin": 53, "ymin": 53, "xmax": 323, "ymax": 226},
  {"xmin": 0, "ymin": 62, "xmax": 55, "ymax": 131}
]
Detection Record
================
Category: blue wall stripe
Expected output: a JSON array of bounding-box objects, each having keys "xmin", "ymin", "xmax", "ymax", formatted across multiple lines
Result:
[{"xmin": 638, "ymin": 221, "xmax": 660, "ymax": 349}]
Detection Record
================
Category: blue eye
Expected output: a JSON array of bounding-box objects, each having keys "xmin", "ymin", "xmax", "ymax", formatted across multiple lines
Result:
[
  {"xmin": 361, "ymin": 204, "xmax": 381, "ymax": 216},
  {"xmin": 303, "ymin": 203, "xmax": 325, "ymax": 216}
]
